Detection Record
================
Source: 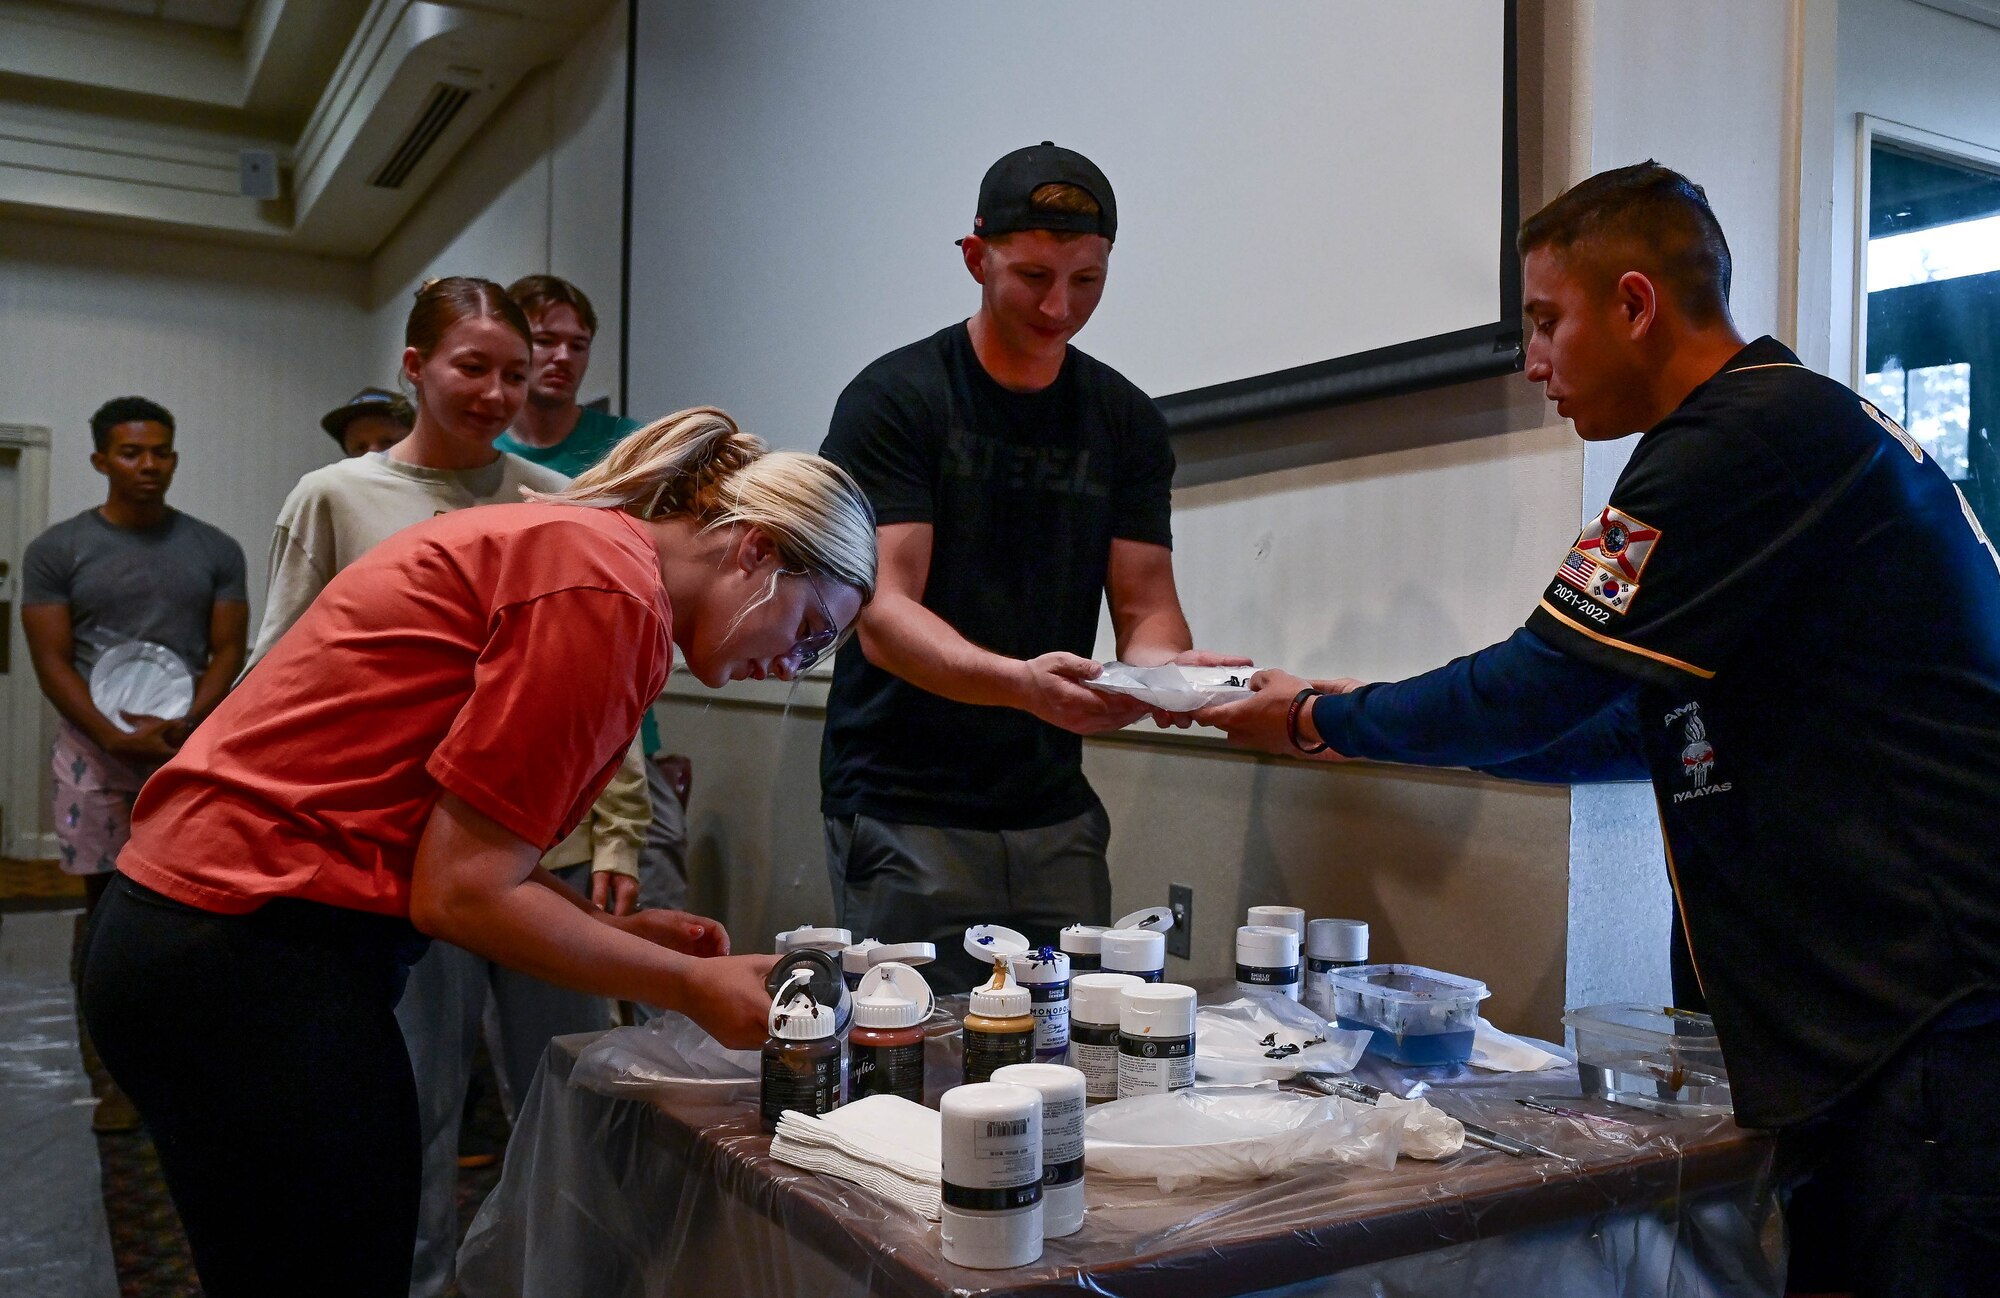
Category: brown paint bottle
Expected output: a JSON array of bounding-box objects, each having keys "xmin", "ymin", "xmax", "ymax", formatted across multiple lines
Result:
[
  {"xmin": 849, "ymin": 962, "xmax": 932, "ymax": 1104},
  {"xmin": 962, "ymin": 957, "xmax": 1036, "ymax": 1085},
  {"xmin": 761, "ymin": 987, "xmax": 843, "ymax": 1132}
]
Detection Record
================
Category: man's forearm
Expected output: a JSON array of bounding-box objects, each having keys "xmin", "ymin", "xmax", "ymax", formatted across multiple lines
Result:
[
  {"xmin": 30, "ymin": 656, "xmax": 121, "ymax": 748},
  {"xmin": 1311, "ymin": 628, "xmax": 1634, "ymax": 768},
  {"xmin": 1114, "ymin": 608, "xmax": 1192, "ymax": 666},
  {"xmin": 187, "ymin": 653, "xmax": 241, "ymax": 727},
  {"xmin": 857, "ymin": 594, "xmax": 1028, "ymax": 708}
]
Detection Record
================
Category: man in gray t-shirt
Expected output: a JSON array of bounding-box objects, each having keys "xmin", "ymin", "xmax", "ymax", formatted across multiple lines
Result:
[{"xmin": 21, "ymin": 397, "xmax": 248, "ymax": 896}]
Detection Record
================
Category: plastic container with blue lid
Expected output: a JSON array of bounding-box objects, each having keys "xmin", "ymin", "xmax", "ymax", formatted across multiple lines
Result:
[{"xmin": 1326, "ymin": 963, "xmax": 1489, "ymax": 1066}]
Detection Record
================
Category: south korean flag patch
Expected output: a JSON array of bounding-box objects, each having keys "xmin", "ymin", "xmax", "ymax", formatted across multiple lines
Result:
[{"xmin": 1553, "ymin": 506, "xmax": 1660, "ymax": 616}]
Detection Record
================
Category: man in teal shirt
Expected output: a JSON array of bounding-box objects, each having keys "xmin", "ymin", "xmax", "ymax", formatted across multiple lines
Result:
[
  {"xmin": 499, "ymin": 275, "xmax": 689, "ymax": 912},
  {"xmin": 497, "ymin": 275, "xmax": 639, "ymax": 477}
]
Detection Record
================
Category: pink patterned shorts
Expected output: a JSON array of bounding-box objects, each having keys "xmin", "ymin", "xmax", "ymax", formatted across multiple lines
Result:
[{"xmin": 51, "ymin": 722, "xmax": 151, "ymax": 877}]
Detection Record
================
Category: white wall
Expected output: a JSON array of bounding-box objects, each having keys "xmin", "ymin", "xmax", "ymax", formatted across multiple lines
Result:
[
  {"xmin": 367, "ymin": 1, "xmax": 630, "ymax": 409},
  {"xmin": 0, "ymin": 215, "xmax": 371, "ymax": 620},
  {"xmin": 1827, "ymin": 0, "xmax": 2000, "ymax": 382}
]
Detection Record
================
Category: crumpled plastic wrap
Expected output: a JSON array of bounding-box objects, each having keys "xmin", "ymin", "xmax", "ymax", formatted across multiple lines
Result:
[
  {"xmin": 1084, "ymin": 662, "xmax": 1254, "ymax": 712},
  {"xmin": 1083, "ymin": 1086, "xmax": 1460, "ymax": 1189},
  {"xmin": 459, "ymin": 988, "xmax": 1783, "ymax": 1298},
  {"xmin": 1195, "ymin": 995, "xmax": 1373, "ymax": 1082}
]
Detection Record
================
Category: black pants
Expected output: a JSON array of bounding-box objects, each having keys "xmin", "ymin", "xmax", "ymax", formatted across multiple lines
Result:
[
  {"xmin": 1777, "ymin": 1003, "xmax": 2000, "ymax": 1296},
  {"xmin": 825, "ymin": 805, "xmax": 1113, "ymax": 993},
  {"xmin": 79, "ymin": 874, "xmax": 426, "ymax": 1298}
]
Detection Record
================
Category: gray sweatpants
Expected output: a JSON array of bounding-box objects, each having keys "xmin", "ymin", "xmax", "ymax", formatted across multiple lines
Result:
[
  {"xmin": 399, "ymin": 862, "xmax": 609, "ymax": 1298},
  {"xmin": 824, "ymin": 804, "xmax": 1111, "ymax": 993}
]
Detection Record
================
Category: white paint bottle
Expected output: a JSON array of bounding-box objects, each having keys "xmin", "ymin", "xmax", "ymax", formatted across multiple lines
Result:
[
  {"xmin": 1116, "ymin": 982, "xmax": 1197, "ymax": 1098},
  {"xmin": 992, "ymin": 1063, "xmax": 1088, "ymax": 1238},
  {"xmin": 1235, "ymin": 924, "xmax": 1302, "ymax": 1000},
  {"xmin": 939, "ymin": 1082, "xmax": 1043, "ymax": 1269},
  {"xmin": 1303, "ymin": 919, "xmax": 1370, "ymax": 1020},
  {"xmin": 1100, "ymin": 928, "xmax": 1166, "ymax": 983},
  {"xmin": 1067, "ymin": 972, "xmax": 1144, "ymax": 1103},
  {"xmin": 1246, "ymin": 905, "xmax": 1306, "ymax": 945}
]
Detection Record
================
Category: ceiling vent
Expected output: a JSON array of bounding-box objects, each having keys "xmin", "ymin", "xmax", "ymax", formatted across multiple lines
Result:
[{"xmin": 369, "ymin": 81, "xmax": 475, "ymax": 189}]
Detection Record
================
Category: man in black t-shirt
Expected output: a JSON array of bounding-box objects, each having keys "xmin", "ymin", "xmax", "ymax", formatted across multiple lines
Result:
[
  {"xmin": 1202, "ymin": 163, "xmax": 2000, "ymax": 1293},
  {"xmin": 820, "ymin": 143, "xmax": 1243, "ymax": 989}
]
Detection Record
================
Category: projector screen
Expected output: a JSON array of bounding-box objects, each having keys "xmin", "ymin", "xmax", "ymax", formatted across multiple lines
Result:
[{"xmin": 623, "ymin": 0, "xmax": 1519, "ymax": 447}]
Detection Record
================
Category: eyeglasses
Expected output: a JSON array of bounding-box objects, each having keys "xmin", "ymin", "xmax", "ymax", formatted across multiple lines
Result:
[{"xmin": 788, "ymin": 570, "xmax": 842, "ymax": 672}]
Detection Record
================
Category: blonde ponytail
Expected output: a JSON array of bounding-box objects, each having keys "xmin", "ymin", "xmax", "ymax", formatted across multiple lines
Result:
[{"xmin": 537, "ymin": 406, "xmax": 877, "ymax": 599}]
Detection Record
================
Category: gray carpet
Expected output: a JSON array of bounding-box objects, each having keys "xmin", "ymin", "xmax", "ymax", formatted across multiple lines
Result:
[{"xmin": 0, "ymin": 909, "xmax": 119, "ymax": 1297}]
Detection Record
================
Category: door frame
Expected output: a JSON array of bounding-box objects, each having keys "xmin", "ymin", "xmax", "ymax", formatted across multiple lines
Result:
[{"xmin": 2, "ymin": 423, "xmax": 54, "ymax": 859}]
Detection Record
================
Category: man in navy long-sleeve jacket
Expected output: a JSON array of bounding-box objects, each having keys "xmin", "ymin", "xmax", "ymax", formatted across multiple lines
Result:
[{"xmin": 1200, "ymin": 162, "xmax": 2000, "ymax": 1296}]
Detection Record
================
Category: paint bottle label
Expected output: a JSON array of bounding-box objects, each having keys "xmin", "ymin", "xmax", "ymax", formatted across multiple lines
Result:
[
  {"xmin": 1236, "ymin": 962, "xmax": 1301, "ymax": 999},
  {"xmin": 942, "ymin": 1116, "xmax": 1043, "ymax": 1211},
  {"xmin": 761, "ymin": 1048, "xmax": 842, "ymax": 1125},
  {"xmin": 1304, "ymin": 957, "xmax": 1362, "ymax": 1020},
  {"xmin": 1041, "ymin": 1090, "xmax": 1085, "ymax": 1189},
  {"xmin": 850, "ymin": 1040, "xmax": 924, "ymax": 1103},
  {"xmin": 1068, "ymin": 1022, "xmax": 1122, "ymax": 1101},
  {"xmin": 1117, "ymin": 1031, "xmax": 1195, "ymax": 1096},
  {"xmin": 1028, "ymin": 981, "xmax": 1071, "ymax": 1057},
  {"xmin": 962, "ymin": 1026, "xmax": 1036, "ymax": 1084}
]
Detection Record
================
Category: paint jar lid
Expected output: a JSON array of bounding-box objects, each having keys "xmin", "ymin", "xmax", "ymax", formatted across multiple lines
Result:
[
  {"xmin": 1114, "ymin": 905, "xmax": 1175, "ymax": 933},
  {"xmin": 1236, "ymin": 924, "xmax": 1301, "ymax": 968},
  {"xmin": 769, "ymin": 990, "xmax": 836, "ymax": 1041},
  {"xmin": 968, "ymin": 959, "xmax": 1031, "ymax": 1018},
  {"xmin": 1100, "ymin": 928, "xmax": 1166, "ymax": 970},
  {"xmin": 1120, "ymin": 982, "xmax": 1197, "ymax": 1037},
  {"xmin": 1009, "ymin": 947, "xmax": 1071, "ymax": 984},
  {"xmin": 868, "ymin": 941, "xmax": 936, "ymax": 968},
  {"xmin": 842, "ymin": 939, "xmax": 883, "ymax": 977},
  {"xmin": 765, "ymin": 949, "xmax": 849, "ymax": 1029},
  {"xmin": 853, "ymin": 962, "xmax": 932, "ymax": 1029},
  {"xmin": 1246, "ymin": 906, "xmax": 1305, "ymax": 938},
  {"xmin": 776, "ymin": 925, "xmax": 852, "ymax": 954},
  {"xmin": 1071, "ymin": 972, "xmax": 1144, "ymax": 1021},
  {"xmin": 1059, "ymin": 924, "xmax": 1107, "ymax": 954},
  {"xmin": 964, "ymin": 923, "xmax": 1030, "ymax": 962},
  {"xmin": 1307, "ymin": 918, "xmax": 1370, "ymax": 962}
]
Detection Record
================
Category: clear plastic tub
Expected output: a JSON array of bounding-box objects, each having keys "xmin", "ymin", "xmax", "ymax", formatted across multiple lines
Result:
[
  {"xmin": 1326, "ymin": 964, "xmax": 1489, "ymax": 1066},
  {"xmin": 1563, "ymin": 1004, "xmax": 1733, "ymax": 1116}
]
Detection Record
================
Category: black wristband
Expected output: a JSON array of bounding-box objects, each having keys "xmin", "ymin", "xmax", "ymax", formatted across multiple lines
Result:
[{"xmin": 1286, "ymin": 688, "xmax": 1329, "ymax": 754}]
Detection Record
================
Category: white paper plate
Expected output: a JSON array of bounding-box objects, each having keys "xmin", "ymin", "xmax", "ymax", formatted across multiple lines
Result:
[{"xmin": 89, "ymin": 641, "xmax": 193, "ymax": 733}]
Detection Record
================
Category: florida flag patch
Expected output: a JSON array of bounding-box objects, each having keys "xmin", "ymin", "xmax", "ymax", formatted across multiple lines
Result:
[{"xmin": 1552, "ymin": 506, "xmax": 1660, "ymax": 615}]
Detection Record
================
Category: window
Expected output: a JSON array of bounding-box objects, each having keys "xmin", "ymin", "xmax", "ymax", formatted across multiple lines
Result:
[{"xmin": 1862, "ymin": 138, "xmax": 2000, "ymax": 527}]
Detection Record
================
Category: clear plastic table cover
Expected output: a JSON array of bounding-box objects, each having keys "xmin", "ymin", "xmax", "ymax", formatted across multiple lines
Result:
[{"xmin": 458, "ymin": 991, "xmax": 1784, "ymax": 1298}]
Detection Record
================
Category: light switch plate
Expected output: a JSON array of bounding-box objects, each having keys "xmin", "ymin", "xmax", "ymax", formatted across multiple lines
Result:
[{"xmin": 1167, "ymin": 884, "xmax": 1193, "ymax": 960}]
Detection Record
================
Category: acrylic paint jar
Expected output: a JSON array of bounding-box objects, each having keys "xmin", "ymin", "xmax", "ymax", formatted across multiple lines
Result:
[
  {"xmin": 841, "ymin": 939, "xmax": 883, "ymax": 990},
  {"xmin": 992, "ymin": 1063, "xmax": 1087, "ymax": 1238},
  {"xmin": 962, "ymin": 959, "xmax": 1037, "ymax": 1084},
  {"xmin": 1100, "ymin": 928, "xmax": 1166, "ymax": 983},
  {"xmin": 760, "ymin": 988, "xmax": 842, "ymax": 1131},
  {"xmin": 1059, "ymin": 924, "xmax": 1106, "ymax": 973},
  {"xmin": 1235, "ymin": 924, "xmax": 1302, "ymax": 1001},
  {"xmin": 1008, "ymin": 948, "xmax": 1072, "ymax": 1061},
  {"xmin": 849, "ymin": 962, "xmax": 932, "ymax": 1104},
  {"xmin": 1067, "ymin": 973, "xmax": 1144, "ymax": 1103},
  {"xmin": 1303, "ymin": 919, "xmax": 1370, "ymax": 1020},
  {"xmin": 940, "ymin": 1082, "xmax": 1043, "ymax": 1269},
  {"xmin": 1246, "ymin": 906, "xmax": 1306, "ymax": 944},
  {"xmin": 1117, "ymin": 982, "xmax": 1197, "ymax": 1098}
]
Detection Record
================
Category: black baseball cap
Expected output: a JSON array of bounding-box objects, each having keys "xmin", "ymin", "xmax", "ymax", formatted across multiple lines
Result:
[
  {"xmin": 321, "ymin": 387, "xmax": 414, "ymax": 441},
  {"xmin": 966, "ymin": 141, "xmax": 1117, "ymax": 244}
]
